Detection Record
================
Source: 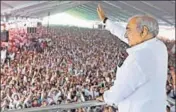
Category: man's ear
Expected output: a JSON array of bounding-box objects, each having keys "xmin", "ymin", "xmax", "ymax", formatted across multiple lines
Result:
[{"xmin": 141, "ymin": 25, "xmax": 149, "ymax": 38}]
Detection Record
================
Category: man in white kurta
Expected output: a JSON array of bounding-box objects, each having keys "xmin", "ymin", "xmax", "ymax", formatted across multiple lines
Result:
[
  {"xmin": 1, "ymin": 48, "xmax": 7, "ymax": 65},
  {"xmin": 96, "ymin": 4, "xmax": 168, "ymax": 112}
]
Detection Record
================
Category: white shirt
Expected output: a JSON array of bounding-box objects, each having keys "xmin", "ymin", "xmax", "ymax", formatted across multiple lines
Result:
[
  {"xmin": 9, "ymin": 53, "xmax": 15, "ymax": 60},
  {"xmin": 171, "ymin": 44, "xmax": 175, "ymax": 54},
  {"xmin": 90, "ymin": 90, "xmax": 99, "ymax": 98},
  {"xmin": 1, "ymin": 49, "xmax": 7, "ymax": 60},
  {"xmin": 53, "ymin": 91, "xmax": 62, "ymax": 103},
  {"xmin": 103, "ymin": 20, "xmax": 168, "ymax": 112}
]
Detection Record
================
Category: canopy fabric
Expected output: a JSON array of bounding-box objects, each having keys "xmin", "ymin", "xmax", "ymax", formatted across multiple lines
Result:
[{"xmin": 1, "ymin": 1, "xmax": 175, "ymax": 26}]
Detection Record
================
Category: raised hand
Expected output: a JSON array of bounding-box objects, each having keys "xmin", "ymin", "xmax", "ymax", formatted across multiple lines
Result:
[{"xmin": 97, "ymin": 4, "xmax": 106, "ymax": 21}]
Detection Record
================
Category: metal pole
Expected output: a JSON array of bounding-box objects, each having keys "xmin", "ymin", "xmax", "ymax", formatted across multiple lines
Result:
[{"xmin": 47, "ymin": 12, "xmax": 50, "ymax": 34}]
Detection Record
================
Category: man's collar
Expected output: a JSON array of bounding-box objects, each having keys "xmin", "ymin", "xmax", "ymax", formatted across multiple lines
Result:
[{"xmin": 126, "ymin": 38, "xmax": 158, "ymax": 54}]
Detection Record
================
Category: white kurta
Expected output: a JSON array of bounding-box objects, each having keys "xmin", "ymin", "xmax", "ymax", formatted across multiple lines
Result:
[
  {"xmin": 1, "ymin": 49, "xmax": 7, "ymax": 65},
  {"xmin": 103, "ymin": 20, "xmax": 168, "ymax": 112},
  {"xmin": 1, "ymin": 49, "xmax": 7, "ymax": 60}
]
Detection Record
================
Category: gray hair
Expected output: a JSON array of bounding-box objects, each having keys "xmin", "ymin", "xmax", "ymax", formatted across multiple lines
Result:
[{"xmin": 129, "ymin": 15, "xmax": 159, "ymax": 37}]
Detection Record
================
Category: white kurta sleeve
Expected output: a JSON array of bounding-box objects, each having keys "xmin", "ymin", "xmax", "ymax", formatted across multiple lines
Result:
[
  {"xmin": 105, "ymin": 19, "xmax": 128, "ymax": 44},
  {"xmin": 103, "ymin": 58, "xmax": 150, "ymax": 105}
]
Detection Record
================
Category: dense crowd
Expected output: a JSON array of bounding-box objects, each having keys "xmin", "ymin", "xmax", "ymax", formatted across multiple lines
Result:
[{"xmin": 0, "ymin": 26, "xmax": 175, "ymax": 112}]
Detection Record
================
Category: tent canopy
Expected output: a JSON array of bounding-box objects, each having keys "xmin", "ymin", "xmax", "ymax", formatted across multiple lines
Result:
[{"xmin": 1, "ymin": 1, "xmax": 175, "ymax": 26}]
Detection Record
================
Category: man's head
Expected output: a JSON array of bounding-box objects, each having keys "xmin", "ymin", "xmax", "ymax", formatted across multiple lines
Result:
[{"xmin": 125, "ymin": 15, "xmax": 159, "ymax": 46}]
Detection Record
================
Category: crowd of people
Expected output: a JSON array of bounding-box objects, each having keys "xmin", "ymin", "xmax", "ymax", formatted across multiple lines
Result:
[
  {"xmin": 0, "ymin": 25, "xmax": 175, "ymax": 112},
  {"xmin": 159, "ymin": 37, "xmax": 176, "ymax": 112}
]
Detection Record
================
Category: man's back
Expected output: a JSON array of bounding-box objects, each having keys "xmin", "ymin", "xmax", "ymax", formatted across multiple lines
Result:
[
  {"xmin": 96, "ymin": 5, "xmax": 169, "ymax": 112},
  {"xmin": 117, "ymin": 38, "xmax": 168, "ymax": 112}
]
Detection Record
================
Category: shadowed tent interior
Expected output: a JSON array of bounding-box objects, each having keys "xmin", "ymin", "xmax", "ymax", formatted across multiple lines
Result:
[{"xmin": 1, "ymin": 1, "xmax": 175, "ymax": 26}]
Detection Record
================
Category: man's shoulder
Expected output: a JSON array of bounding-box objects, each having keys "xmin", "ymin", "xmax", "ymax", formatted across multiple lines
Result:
[{"xmin": 136, "ymin": 39, "xmax": 167, "ymax": 58}]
